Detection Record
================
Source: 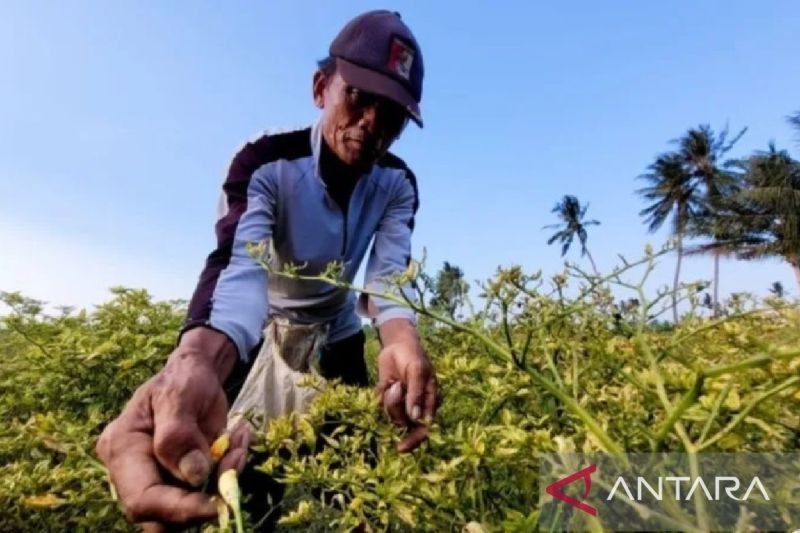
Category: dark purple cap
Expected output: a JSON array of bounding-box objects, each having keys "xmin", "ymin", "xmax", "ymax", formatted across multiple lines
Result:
[{"xmin": 330, "ymin": 10, "xmax": 424, "ymax": 127}]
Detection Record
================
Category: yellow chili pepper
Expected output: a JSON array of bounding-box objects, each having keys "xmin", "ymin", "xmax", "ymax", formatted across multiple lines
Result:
[
  {"xmin": 214, "ymin": 495, "xmax": 231, "ymax": 532},
  {"xmin": 218, "ymin": 468, "xmax": 244, "ymax": 533},
  {"xmin": 210, "ymin": 433, "xmax": 231, "ymax": 463}
]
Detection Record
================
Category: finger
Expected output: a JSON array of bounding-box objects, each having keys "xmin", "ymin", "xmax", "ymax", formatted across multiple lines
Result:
[
  {"xmin": 423, "ymin": 374, "xmax": 439, "ymax": 420},
  {"xmin": 152, "ymin": 416, "xmax": 211, "ymax": 487},
  {"xmin": 219, "ymin": 448, "xmax": 247, "ymax": 476},
  {"xmin": 133, "ymin": 484, "xmax": 217, "ymax": 524},
  {"xmin": 228, "ymin": 421, "xmax": 252, "ymax": 452},
  {"xmin": 152, "ymin": 387, "xmax": 228, "ymax": 486},
  {"xmin": 376, "ymin": 377, "xmax": 398, "ymax": 408},
  {"xmin": 375, "ymin": 379, "xmax": 391, "ymax": 401},
  {"xmin": 218, "ymin": 423, "xmax": 251, "ymax": 474},
  {"xmin": 140, "ymin": 514, "xmax": 214, "ymax": 532},
  {"xmin": 383, "ymin": 381, "xmax": 409, "ymax": 427},
  {"xmin": 375, "ymin": 349, "xmax": 398, "ymax": 399},
  {"xmin": 404, "ymin": 359, "xmax": 429, "ymax": 422},
  {"xmin": 397, "ymin": 424, "xmax": 429, "ymax": 453},
  {"xmin": 196, "ymin": 387, "xmax": 231, "ymax": 442},
  {"xmin": 106, "ymin": 428, "xmax": 216, "ymax": 525}
]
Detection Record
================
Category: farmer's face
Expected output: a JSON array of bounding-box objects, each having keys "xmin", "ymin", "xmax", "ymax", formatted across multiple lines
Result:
[{"xmin": 313, "ymin": 69, "xmax": 408, "ymax": 172}]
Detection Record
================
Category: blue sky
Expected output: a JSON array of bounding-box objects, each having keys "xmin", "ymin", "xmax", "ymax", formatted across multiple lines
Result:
[{"xmin": 2, "ymin": 1, "xmax": 799, "ymax": 310}]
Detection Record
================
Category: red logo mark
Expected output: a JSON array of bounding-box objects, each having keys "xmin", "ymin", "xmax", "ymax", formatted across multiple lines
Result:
[
  {"xmin": 387, "ymin": 38, "xmax": 414, "ymax": 80},
  {"xmin": 545, "ymin": 464, "xmax": 598, "ymax": 516}
]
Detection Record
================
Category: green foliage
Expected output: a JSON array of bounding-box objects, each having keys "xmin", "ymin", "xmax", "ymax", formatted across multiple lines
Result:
[
  {"xmin": 646, "ymin": 120, "xmax": 800, "ymax": 293},
  {"xmin": 2, "ymin": 251, "xmax": 800, "ymax": 531},
  {"xmin": 424, "ymin": 261, "xmax": 468, "ymax": 319},
  {"xmin": 789, "ymin": 110, "xmax": 800, "ymax": 147},
  {"xmin": 243, "ymin": 249, "xmax": 800, "ymax": 531},
  {"xmin": 637, "ymin": 153, "xmax": 701, "ymax": 236},
  {"xmin": 731, "ymin": 145, "xmax": 800, "ymax": 262},
  {"xmin": 544, "ymin": 194, "xmax": 600, "ymax": 261},
  {"xmin": 0, "ymin": 288, "xmax": 184, "ymax": 531},
  {"xmin": 639, "ymin": 124, "xmax": 748, "ymax": 321}
]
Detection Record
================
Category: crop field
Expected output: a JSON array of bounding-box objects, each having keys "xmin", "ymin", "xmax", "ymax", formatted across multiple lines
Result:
[
  {"xmin": 2, "ymin": 248, "xmax": 799, "ymax": 531},
  {"xmin": 4, "ymin": 2, "xmax": 800, "ymax": 530}
]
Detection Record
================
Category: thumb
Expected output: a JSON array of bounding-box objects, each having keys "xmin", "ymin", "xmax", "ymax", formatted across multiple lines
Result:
[
  {"xmin": 383, "ymin": 381, "xmax": 409, "ymax": 427},
  {"xmin": 152, "ymin": 366, "xmax": 229, "ymax": 487},
  {"xmin": 153, "ymin": 415, "xmax": 212, "ymax": 487},
  {"xmin": 152, "ymin": 387, "xmax": 227, "ymax": 486}
]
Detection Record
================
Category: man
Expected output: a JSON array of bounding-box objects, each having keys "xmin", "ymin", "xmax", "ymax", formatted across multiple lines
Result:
[{"xmin": 95, "ymin": 10, "xmax": 438, "ymax": 530}]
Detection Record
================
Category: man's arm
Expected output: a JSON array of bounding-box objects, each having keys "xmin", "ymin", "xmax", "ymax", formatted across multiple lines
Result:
[
  {"xmin": 360, "ymin": 167, "xmax": 438, "ymax": 452},
  {"xmin": 181, "ymin": 138, "xmax": 281, "ymax": 362},
  {"xmin": 96, "ymin": 139, "xmax": 279, "ymax": 528},
  {"xmin": 357, "ymin": 166, "xmax": 419, "ymax": 325}
]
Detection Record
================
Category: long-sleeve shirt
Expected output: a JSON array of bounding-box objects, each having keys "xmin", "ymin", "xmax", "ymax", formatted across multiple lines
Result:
[{"xmin": 180, "ymin": 121, "xmax": 419, "ymax": 361}]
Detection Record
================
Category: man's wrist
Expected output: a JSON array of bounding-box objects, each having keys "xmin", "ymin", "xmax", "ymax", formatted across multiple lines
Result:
[
  {"xmin": 378, "ymin": 318, "xmax": 421, "ymax": 350},
  {"xmin": 170, "ymin": 326, "xmax": 238, "ymax": 381}
]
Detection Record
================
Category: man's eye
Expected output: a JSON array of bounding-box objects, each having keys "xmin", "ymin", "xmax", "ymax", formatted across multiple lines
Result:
[{"xmin": 346, "ymin": 87, "xmax": 362, "ymax": 104}]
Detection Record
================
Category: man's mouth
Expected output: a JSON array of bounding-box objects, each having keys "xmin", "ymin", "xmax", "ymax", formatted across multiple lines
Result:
[{"xmin": 346, "ymin": 136, "xmax": 378, "ymax": 153}]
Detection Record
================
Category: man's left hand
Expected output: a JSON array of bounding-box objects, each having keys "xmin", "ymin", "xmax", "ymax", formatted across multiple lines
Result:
[{"xmin": 376, "ymin": 330, "xmax": 438, "ymax": 452}]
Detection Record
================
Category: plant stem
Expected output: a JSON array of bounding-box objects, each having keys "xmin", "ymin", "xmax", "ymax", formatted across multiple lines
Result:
[
  {"xmin": 697, "ymin": 381, "xmax": 732, "ymax": 445},
  {"xmin": 585, "ymin": 249, "xmax": 599, "ymax": 275},
  {"xmin": 697, "ymin": 376, "xmax": 800, "ymax": 451},
  {"xmin": 713, "ymin": 252, "xmax": 720, "ymax": 318},
  {"xmin": 673, "ymin": 231, "xmax": 684, "ymax": 323},
  {"xmin": 703, "ymin": 352, "xmax": 789, "ymax": 378},
  {"xmin": 653, "ymin": 373, "xmax": 704, "ymax": 445},
  {"xmin": 259, "ymin": 254, "xmax": 625, "ymax": 454}
]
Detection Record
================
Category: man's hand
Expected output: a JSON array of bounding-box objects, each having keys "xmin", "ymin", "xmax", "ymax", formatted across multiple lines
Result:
[
  {"xmin": 95, "ymin": 327, "xmax": 249, "ymax": 530},
  {"xmin": 376, "ymin": 318, "xmax": 438, "ymax": 452}
]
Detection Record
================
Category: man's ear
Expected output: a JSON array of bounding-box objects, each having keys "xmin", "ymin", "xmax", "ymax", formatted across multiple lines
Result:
[{"xmin": 312, "ymin": 70, "xmax": 326, "ymax": 109}]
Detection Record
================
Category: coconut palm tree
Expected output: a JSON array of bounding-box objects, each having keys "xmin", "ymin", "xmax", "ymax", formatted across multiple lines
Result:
[
  {"xmin": 684, "ymin": 196, "xmax": 741, "ymax": 315},
  {"xmin": 637, "ymin": 153, "xmax": 703, "ymax": 322},
  {"xmin": 689, "ymin": 143, "xmax": 800, "ymax": 289},
  {"xmin": 731, "ymin": 144, "xmax": 800, "ymax": 288},
  {"xmin": 428, "ymin": 261, "xmax": 468, "ymax": 318},
  {"xmin": 675, "ymin": 125, "xmax": 746, "ymax": 315},
  {"xmin": 789, "ymin": 111, "xmax": 800, "ymax": 145},
  {"xmin": 769, "ymin": 281, "xmax": 785, "ymax": 298},
  {"xmin": 544, "ymin": 195, "xmax": 601, "ymax": 274}
]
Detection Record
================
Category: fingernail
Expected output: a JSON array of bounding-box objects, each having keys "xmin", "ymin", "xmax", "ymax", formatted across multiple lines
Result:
[
  {"xmin": 411, "ymin": 405, "xmax": 421, "ymax": 421},
  {"xmin": 179, "ymin": 449, "xmax": 210, "ymax": 486}
]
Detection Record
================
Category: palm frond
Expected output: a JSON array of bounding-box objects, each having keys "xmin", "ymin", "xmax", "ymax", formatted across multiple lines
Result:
[{"xmin": 545, "ymin": 194, "xmax": 600, "ymax": 257}]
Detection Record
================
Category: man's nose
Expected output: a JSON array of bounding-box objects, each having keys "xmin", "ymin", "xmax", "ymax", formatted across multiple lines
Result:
[{"xmin": 357, "ymin": 104, "xmax": 378, "ymax": 131}]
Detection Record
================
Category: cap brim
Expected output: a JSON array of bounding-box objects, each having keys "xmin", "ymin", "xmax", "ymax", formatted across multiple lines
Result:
[{"xmin": 335, "ymin": 58, "xmax": 423, "ymax": 128}]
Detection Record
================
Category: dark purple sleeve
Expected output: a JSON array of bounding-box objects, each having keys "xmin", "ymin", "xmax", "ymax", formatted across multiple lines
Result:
[{"xmin": 180, "ymin": 135, "xmax": 274, "ymax": 337}]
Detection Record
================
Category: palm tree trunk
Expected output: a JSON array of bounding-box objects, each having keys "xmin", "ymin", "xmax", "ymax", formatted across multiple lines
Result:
[
  {"xmin": 792, "ymin": 261, "xmax": 800, "ymax": 292},
  {"xmin": 585, "ymin": 249, "xmax": 599, "ymax": 275},
  {"xmin": 673, "ymin": 233, "xmax": 683, "ymax": 323},
  {"xmin": 712, "ymin": 251, "xmax": 720, "ymax": 317}
]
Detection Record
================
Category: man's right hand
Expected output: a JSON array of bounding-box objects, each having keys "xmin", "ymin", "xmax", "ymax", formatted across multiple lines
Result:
[{"xmin": 95, "ymin": 327, "xmax": 248, "ymax": 530}]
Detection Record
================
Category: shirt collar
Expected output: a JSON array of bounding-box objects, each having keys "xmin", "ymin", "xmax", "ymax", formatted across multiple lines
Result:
[{"xmin": 311, "ymin": 119, "xmax": 324, "ymax": 181}]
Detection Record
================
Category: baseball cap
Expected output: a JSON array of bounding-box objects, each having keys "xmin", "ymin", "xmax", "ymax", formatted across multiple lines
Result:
[{"xmin": 329, "ymin": 10, "xmax": 424, "ymax": 127}]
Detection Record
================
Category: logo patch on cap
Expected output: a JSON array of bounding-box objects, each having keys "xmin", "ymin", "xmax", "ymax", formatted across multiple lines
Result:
[{"xmin": 387, "ymin": 37, "xmax": 414, "ymax": 80}]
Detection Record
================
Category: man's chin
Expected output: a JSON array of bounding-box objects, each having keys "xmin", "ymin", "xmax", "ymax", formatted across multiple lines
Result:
[{"xmin": 344, "ymin": 151, "xmax": 377, "ymax": 171}]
